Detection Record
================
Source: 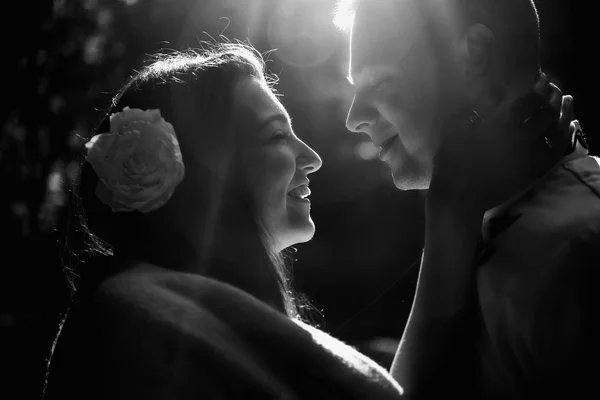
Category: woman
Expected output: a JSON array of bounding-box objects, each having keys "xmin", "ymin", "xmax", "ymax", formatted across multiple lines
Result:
[{"xmin": 42, "ymin": 42, "xmax": 405, "ymax": 399}]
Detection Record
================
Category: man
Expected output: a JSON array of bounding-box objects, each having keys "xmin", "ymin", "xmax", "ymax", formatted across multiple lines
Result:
[{"xmin": 335, "ymin": 0, "xmax": 598, "ymax": 398}]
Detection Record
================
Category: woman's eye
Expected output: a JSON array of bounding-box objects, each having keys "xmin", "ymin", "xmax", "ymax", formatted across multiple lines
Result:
[{"xmin": 271, "ymin": 130, "xmax": 290, "ymax": 142}]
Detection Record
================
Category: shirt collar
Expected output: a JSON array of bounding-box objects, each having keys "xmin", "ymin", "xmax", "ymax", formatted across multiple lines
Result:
[{"xmin": 482, "ymin": 121, "xmax": 588, "ymax": 239}]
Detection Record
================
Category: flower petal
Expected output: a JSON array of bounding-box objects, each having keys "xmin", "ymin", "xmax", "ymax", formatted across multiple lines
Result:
[{"xmin": 86, "ymin": 107, "xmax": 186, "ymax": 214}]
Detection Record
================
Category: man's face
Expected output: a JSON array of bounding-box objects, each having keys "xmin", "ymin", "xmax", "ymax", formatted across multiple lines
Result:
[{"xmin": 346, "ymin": 1, "xmax": 463, "ymax": 190}]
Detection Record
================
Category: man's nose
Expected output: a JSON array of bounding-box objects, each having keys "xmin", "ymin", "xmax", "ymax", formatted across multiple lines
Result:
[{"xmin": 346, "ymin": 94, "xmax": 378, "ymax": 134}]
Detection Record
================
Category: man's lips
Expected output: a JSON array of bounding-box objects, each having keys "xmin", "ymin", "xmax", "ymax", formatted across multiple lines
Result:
[{"xmin": 379, "ymin": 135, "xmax": 399, "ymax": 158}]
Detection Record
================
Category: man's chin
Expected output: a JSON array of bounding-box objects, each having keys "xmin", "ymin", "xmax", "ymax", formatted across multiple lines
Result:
[{"xmin": 391, "ymin": 170, "xmax": 430, "ymax": 191}]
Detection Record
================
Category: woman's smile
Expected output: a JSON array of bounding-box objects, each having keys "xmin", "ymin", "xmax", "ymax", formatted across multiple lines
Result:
[{"xmin": 287, "ymin": 184, "xmax": 311, "ymax": 204}]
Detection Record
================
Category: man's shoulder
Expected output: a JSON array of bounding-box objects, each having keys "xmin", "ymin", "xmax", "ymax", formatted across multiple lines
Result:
[
  {"xmin": 485, "ymin": 154, "xmax": 600, "ymax": 268},
  {"xmin": 560, "ymin": 154, "xmax": 600, "ymax": 200},
  {"xmin": 523, "ymin": 154, "xmax": 600, "ymax": 235}
]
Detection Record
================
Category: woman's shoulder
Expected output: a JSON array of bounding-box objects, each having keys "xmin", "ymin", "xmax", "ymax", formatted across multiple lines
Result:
[
  {"xmin": 96, "ymin": 262, "xmax": 278, "ymax": 316},
  {"xmin": 94, "ymin": 261, "xmax": 300, "ymax": 353},
  {"xmin": 91, "ymin": 263, "xmax": 295, "ymax": 396},
  {"xmin": 94, "ymin": 263, "xmax": 404, "ymax": 398}
]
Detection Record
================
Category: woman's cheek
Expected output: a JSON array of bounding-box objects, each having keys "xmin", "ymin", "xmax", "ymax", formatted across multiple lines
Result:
[
  {"xmin": 240, "ymin": 150, "xmax": 271, "ymax": 204},
  {"xmin": 242, "ymin": 146, "xmax": 295, "ymax": 204}
]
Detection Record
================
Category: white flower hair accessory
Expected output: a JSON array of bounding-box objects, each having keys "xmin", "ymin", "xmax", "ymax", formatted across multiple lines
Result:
[{"xmin": 85, "ymin": 107, "xmax": 185, "ymax": 214}]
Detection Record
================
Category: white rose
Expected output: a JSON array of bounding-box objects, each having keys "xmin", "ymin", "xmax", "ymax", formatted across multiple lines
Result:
[{"xmin": 85, "ymin": 107, "xmax": 185, "ymax": 214}]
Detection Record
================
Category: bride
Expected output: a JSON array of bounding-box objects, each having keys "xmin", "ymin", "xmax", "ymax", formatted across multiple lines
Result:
[{"xmin": 42, "ymin": 42, "xmax": 405, "ymax": 399}]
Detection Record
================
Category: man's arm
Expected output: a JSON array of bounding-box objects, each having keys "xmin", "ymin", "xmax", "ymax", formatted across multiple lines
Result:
[{"xmin": 389, "ymin": 76, "xmax": 571, "ymax": 398}]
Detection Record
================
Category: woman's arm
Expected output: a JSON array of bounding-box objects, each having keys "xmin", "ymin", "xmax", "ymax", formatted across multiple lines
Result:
[{"xmin": 390, "ymin": 198, "xmax": 483, "ymax": 398}]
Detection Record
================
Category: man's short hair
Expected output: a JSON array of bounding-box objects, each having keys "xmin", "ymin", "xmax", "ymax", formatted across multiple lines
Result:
[{"xmin": 335, "ymin": 0, "xmax": 541, "ymax": 78}]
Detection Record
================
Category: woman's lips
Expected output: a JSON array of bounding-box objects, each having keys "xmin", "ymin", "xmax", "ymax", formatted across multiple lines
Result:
[
  {"xmin": 288, "ymin": 185, "xmax": 310, "ymax": 203},
  {"xmin": 287, "ymin": 184, "xmax": 311, "ymax": 201}
]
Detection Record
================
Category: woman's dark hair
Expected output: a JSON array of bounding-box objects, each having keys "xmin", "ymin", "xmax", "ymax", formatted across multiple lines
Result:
[{"xmin": 64, "ymin": 41, "xmax": 307, "ymax": 318}]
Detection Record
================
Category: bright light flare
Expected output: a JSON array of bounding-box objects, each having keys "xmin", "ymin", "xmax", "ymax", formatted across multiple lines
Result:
[{"xmin": 355, "ymin": 141, "xmax": 378, "ymax": 160}]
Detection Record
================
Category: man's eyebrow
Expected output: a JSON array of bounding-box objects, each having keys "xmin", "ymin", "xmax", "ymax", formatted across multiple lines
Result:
[{"xmin": 346, "ymin": 64, "xmax": 372, "ymax": 88}]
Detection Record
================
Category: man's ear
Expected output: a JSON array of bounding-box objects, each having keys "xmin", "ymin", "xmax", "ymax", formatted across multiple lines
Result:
[{"xmin": 460, "ymin": 23, "xmax": 495, "ymax": 79}]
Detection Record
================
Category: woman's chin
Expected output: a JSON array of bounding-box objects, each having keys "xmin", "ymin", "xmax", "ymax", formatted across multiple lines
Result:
[
  {"xmin": 294, "ymin": 226, "xmax": 316, "ymax": 245},
  {"xmin": 276, "ymin": 222, "xmax": 316, "ymax": 251}
]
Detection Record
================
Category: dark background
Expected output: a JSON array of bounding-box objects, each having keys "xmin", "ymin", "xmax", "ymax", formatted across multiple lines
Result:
[{"xmin": 0, "ymin": 0, "xmax": 594, "ymax": 398}]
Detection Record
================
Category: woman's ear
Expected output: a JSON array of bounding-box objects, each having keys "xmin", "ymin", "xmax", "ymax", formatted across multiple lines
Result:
[{"xmin": 460, "ymin": 23, "xmax": 495, "ymax": 79}]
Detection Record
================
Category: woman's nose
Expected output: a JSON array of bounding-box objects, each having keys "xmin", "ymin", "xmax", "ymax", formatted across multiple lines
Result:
[{"xmin": 297, "ymin": 141, "xmax": 322, "ymax": 174}]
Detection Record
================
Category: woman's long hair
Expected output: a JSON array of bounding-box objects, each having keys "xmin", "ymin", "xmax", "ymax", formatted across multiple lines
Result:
[
  {"xmin": 42, "ymin": 41, "xmax": 322, "ymax": 400},
  {"xmin": 64, "ymin": 42, "xmax": 303, "ymax": 317}
]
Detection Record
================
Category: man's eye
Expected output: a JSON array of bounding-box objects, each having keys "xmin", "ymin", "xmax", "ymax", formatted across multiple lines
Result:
[{"xmin": 373, "ymin": 78, "xmax": 393, "ymax": 92}]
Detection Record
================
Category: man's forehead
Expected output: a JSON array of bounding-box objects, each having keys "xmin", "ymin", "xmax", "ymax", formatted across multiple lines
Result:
[
  {"xmin": 348, "ymin": 11, "xmax": 425, "ymax": 85},
  {"xmin": 349, "ymin": 0, "xmax": 426, "ymax": 79}
]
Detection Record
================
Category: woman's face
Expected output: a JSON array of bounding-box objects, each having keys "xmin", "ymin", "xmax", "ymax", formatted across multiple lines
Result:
[{"xmin": 233, "ymin": 77, "xmax": 322, "ymax": 252}]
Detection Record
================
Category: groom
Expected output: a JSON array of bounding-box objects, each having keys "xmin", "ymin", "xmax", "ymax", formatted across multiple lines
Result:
[{"xmin": 335, "ymin": 0, "xmax": 598, "ymax": 398}]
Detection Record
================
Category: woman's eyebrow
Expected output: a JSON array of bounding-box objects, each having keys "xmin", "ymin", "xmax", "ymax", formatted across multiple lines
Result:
[{"xmin": 258, "ymin": 113, "xmax": 290, "ymax": 131}]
